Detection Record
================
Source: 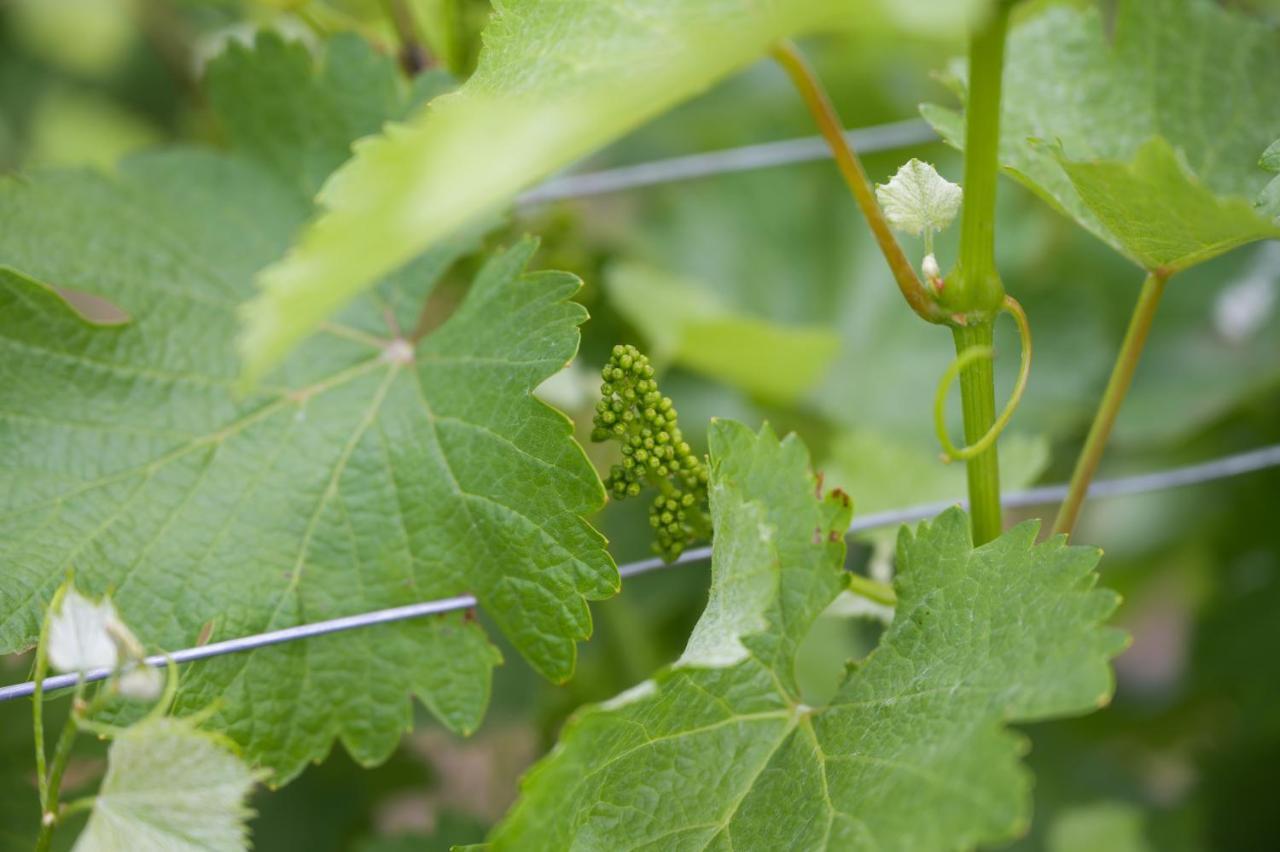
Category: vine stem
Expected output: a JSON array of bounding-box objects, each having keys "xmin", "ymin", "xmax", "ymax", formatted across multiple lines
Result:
[
  {"xmin": 1053, "ymin": 270, "xmax": 1170, "ymax": 537},
  {"xmin": 34, "ymin": 679, "xmax": 88, "ymax": 852},
  {"xmin": 950, "ymin": 5, "xmax": 1012, "ymax": 545},
  {"xmin": 770, "ymin": 41, "xmax": 944, "ymax": 324},
  {"xmin": 953, "ymin": 322, "xmax": 1002, "ymax": 544}
]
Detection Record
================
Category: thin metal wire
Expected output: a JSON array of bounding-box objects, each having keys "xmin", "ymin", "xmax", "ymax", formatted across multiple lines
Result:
[
  {"xmin": 3, "ymin": 443, "xmax": 1277, "ymax": 703},
  {"xmin": 515, "ymin": 118, "xmax": 938, "ymax": 205}
]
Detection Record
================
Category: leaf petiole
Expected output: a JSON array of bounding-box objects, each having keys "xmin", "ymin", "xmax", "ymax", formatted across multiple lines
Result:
[{"xmin": 1053, "ymin": 270, "xmax": 1171, "ymax": 537}]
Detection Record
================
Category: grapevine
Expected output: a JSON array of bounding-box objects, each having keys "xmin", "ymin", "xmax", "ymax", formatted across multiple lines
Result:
[{"xmin": 2, "ymin": 0, "xmax": 1277, "ymax": 849}]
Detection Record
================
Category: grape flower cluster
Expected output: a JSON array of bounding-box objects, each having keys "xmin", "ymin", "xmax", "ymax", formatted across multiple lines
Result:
[{"xmin": 591, "ymin": 345, "xmax": 710, "ymax": 561}]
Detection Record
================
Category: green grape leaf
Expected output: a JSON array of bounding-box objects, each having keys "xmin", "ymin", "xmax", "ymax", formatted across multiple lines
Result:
[
  {"xmin": 237, "ymin": 0, "xmax": 869, "ymax": 385},
  {"xmin": 1047, "ymin": 802, "xmax": 1152, "ymax": 852},
  {"xmin": 491, "ymin": 421, "xmax": 1125, "ymax": 850},
  {"xmin": 0, "ymin": 35, "xmax": 614, "ymax": 782},
  {"xmin": 606, "ymin": 263, "xmax": 839, "ymax": 405},
  {"xmin": 875, "ymin": 157, "xmax": 963, "ymax": 238},
  {"xmin": 206, "ymin": 32, "xmax": 416, "ymax": 198},
  {"xmin": 73, "ymin": 718, "xmax": 259, "ymax": 852},
  {"xmin": 922, "ymin": 0, "xmax": 1280, "ymax": 272}
]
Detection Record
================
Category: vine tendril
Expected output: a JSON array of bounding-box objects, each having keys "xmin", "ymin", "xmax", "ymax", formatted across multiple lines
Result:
[{"xmin": 934, "ymin": 296, "xmax": 1032, "ymax": 462}]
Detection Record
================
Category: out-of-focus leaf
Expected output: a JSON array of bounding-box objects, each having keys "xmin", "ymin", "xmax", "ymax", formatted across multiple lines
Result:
[
  {"xmin": 1047, "ymin": 802, "xmax": 1152, "ymax": 852},
  {"xmin": 239, "ymin": 0, "xmax": 866, "ymax": 385},
  {"xmin": 607, "ymin": 263, "xmax": 839, "ymax": 404},
  {"xmin": 73, "ymin": 718, "xmax": 259, "ymax": 852},
  {"xmin": 352, "ymin": 812, "xmax": 488, "ymax": 852},
  {"xmin": 8, "ymin": 0, "xmax": 135, "ymax": 76},
  {"xmin": 46, "ymin": 587, "xmax": 123, "ymax": 675},
  {"xmin": 923, "ymin": 0, "xmax": 1280, "ymax": 272},
  {"xmin": 240, "ymin": 0, "xmax": 996, "ymax": 385},
  {"xmin": 24, "ymin": 87, "xmax": 160, "ymax": 171}
]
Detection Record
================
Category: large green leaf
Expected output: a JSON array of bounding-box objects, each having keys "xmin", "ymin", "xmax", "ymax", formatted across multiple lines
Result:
[
  {"xmin": 238, "ymin": 0, "xmax": 856, "ymax": 384},
  {"xmin": 491, "ymin": 421, "xmax": 1125, "ymax": 850},
  {"xmin": 239, "ymin": 0, "xmax": 894, "ymax": 384},
  {"xmin": 0, "ymin": 35, "xmax": 614, "ymax": 782},
  {"xmin": 73, "ymin": 718, "xmax": 259, "ymax": 852},
  {"xmin": 923, "ymin": 0, "xmax": 1280, "ymax": 272}
]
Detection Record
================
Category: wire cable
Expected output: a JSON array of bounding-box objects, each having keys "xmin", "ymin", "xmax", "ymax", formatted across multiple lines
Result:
[
  {"xmin": 516, "ymin": 118, "xmax": 938, "ymax": 205},
  {"xmin": 3, "ymin": 442, "xmax": 1277, "ymax": 703}
]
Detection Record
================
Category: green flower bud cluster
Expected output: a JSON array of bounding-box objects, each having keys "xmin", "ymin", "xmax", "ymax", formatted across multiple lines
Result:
[{"xmin": 590, "ymin": 344, "xmax": 709, "ymax": 561}]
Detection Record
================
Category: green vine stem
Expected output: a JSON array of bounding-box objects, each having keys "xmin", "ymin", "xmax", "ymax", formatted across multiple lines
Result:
[
  {"xmin": 952, "ymin": 322, "xmax": 1002, "ymax": 543},
  {"xmin": 31, "ymin": 583, "xmax": 73, "ymax": 812},
  {"xmin": 947, "ymin": 6, "xmax": 1012, "ymax": 546},
  {"xmin": 1053, "ymin": 270, "xmax": 1171, "ymax": 537},
  {"xmin": 770, "ymin": 41, "xmax": 946, "ymax": 325},
  {"xmin": 34, "ymin": 679, "xmax": 88, "ymax": 852},
  {"xmin": 774, "ymin": 13, "xmax": 1015, "ymax": 545}
]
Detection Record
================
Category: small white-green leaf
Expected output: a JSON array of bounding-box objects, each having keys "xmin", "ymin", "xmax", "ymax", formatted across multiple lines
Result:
[
  {"xmin": 116, "ymin": 664, "xmax": 163, "ymax": 702},
  {"xmin": 875, "ymin": 158, "xmax": 962, "ymax": 237},
  {"xmin": 73, "ymin": 718, "xmax": 259, "ymax": 852},
  {"xmin": 47, "ymin": 587, "xmax": 123, "ymax": 674}
]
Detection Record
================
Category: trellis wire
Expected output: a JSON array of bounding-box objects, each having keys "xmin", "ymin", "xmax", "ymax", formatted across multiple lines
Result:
[
  {"xmin": 2, "ymin": 443, "xmax": 1278, "ymax": 703},
  {"xmin": 516, "ymin": 118, "xmax": 938, "ymax": 205}
]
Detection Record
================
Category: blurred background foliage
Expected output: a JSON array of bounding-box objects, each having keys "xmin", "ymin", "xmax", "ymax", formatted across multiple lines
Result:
[{"xmin": 2, "ymin": 1, "xmax": 1278, "ymax": 849}]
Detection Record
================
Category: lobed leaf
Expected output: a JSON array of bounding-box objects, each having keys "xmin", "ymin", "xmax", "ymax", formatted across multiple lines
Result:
[
  {"xmin": 923, "ymin": 0, "xmax": 1280, "ymax": 272},
  {"xmin": 73, "ymin": 718, "xmax": 259, "ymax": 852},
  {"xmin": 491, "ymin": 421, "xmax": 1125, "ymax": 850},
  {"xmin": 0, "ymin": 34, "xmax": 614, "ymax": 782}
]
